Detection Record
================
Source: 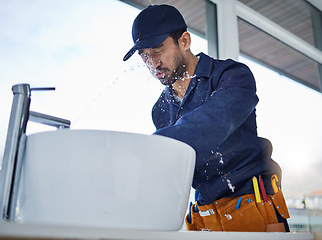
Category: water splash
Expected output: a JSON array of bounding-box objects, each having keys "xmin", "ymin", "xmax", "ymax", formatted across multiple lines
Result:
[
  {"xmin": 71, "ymin": 60, "xmax": 156, "ymax": 127},
  {"xmin": 216, "ymin": 152, "xmax": 224, "ymax": 164},
  {"xmin": 210, "ymin": 149, "xmax": 236, "ymax": 192},
  {"xmin": 211, "ymin": 150, "xmax": 224, "ymax": 164},
  {"xmin": 226, "ymin": 178, "xmax": 235, "ymax": 192}
]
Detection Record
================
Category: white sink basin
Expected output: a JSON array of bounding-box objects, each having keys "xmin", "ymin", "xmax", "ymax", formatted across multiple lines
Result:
[{"xmin": 15, "ymin": 130, "xmax": 195, "ymax": 231}]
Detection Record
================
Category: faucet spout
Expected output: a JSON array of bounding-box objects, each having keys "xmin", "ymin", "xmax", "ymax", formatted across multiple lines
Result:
[{"xmin": 29, "ymin": 111, "xmax": 70, "ymax": 129}]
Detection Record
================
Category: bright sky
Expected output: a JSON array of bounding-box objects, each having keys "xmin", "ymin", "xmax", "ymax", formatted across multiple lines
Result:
[{"xmin": 0, "ymin": 0, "xmax": 321, "ymax": 204}]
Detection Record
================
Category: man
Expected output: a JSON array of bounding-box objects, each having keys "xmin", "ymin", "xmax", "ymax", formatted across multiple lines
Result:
[{"xmin": 123, "ymin": 4, "xmax": 290, "ymax": 232}]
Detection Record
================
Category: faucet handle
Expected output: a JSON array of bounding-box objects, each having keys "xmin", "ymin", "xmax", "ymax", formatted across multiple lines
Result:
[
  {"xmin": 30, "ymin": 87, "xmax": 56, "ymax": 91},
  {"xmin": 12, "ymin": 84, "xmax": 55, "ymax": 96}
]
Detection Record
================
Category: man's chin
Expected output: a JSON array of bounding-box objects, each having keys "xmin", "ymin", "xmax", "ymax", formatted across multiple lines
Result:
[{"xmin": 159, "ymin": 77, "xmax": 177, "ymax": 86}]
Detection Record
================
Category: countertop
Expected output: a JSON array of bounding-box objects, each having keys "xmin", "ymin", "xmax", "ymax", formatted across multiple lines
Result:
[{"xmin": 0, "ymin": 222, "xmax": 314, "ymax": 240}]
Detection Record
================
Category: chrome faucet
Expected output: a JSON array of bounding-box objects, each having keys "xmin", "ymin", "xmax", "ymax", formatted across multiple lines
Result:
[{"xmin": 0, "ymin": 83, "xmax": 70, "ymax": 221}]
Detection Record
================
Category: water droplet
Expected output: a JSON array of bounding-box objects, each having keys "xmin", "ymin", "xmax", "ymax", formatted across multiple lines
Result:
[
  {"xmin": 215, "ymin": 152, "xmax": 222, "ymax": 158},
  {"xmin": 214, "ymin": 152, "xmax": 224, "ymax": 164},
  {"xmin": 226, "ymin": 179, "xmax": 235, "ymax": 192}
]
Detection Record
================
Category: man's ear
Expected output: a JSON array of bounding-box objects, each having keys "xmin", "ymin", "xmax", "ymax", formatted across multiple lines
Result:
[{"xmin": 180, "ymin": 31, "xmax": 191, "ymax": 51}]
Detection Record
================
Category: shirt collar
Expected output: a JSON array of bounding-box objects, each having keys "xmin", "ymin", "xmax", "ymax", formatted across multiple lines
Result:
[{"xmin": 194, "ymin": 52, "xmax": 213, "ymax": 79}]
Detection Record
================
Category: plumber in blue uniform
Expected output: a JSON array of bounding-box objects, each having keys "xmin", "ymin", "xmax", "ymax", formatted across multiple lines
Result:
[{"xmin": 123, "ymin": 4, "xmax": 290, "ymax": 232}]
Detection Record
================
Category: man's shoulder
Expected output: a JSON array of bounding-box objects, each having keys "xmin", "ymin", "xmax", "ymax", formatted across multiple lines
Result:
[
  {"xmin": 198, "ymin": 52, "xmax": 238, "ymax": 65},
  {"xmin": 197, "ymin": 53, "xmax": 249, "ymax": 76},
  {"xmin": 197, "ymin": 53, "xmax": 255, "ymax": 89}
]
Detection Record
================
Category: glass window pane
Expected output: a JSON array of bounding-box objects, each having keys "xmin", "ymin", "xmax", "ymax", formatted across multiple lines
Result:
[
  {"xmin": 239, "ymin": 0, "xmax": 321, "ymax": 48},
  {"xmin": 238, "ymin": 18, "xmax": 320, "ymax": 91}
]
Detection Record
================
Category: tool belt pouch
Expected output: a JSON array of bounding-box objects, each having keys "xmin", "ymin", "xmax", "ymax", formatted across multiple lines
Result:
[
  {"xmin": 185, "ymin": 203, "xmax": 205, "ymax": 231},
  {"xmin": 197, "ymin": 203, "xmax": 222, "ymax": 231},
  {"xmin": 270, "ymin": 190, "xmax": 290, "ymax": 219},
  {"xmin": 265, "ymin": 190, "xmax": 290, "ymax": 232},
  {"xmin": 256, "ymin": 200, "xmax": 282, "ymax": 232},
  {"xmin": 218, "ymin": 196, "xmax": 265, "ymax": 232}
]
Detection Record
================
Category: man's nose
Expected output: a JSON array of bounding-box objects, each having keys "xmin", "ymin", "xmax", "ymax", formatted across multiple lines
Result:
[{"xmin": 153, "ymin": 58, "xmax": 161, "ymax": 69}]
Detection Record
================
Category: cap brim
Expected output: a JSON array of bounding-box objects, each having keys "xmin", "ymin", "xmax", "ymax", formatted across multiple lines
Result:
[
  {"xmin": 123, "ymin": 33, "xmax": 169, "ymax": 61},
  {"xmin": 123, "ymin": 45, "xmax": 137, "ymax": 61}
]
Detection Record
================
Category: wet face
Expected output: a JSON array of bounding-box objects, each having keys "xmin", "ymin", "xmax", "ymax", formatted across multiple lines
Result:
[{"xmin": 138, "ymin": 36, "xmax": 187, "ymax": 86}]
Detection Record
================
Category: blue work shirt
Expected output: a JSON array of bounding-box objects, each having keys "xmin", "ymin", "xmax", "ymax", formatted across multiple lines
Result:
[{"xmin": 152, "ymin": 52, "xmax": 281, "ymax": 205}]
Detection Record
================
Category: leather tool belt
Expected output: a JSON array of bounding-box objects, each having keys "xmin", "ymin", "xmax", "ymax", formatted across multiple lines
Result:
[{"xmin": 185, "ymin": 189, "xmax": 290, "ymax": 232}]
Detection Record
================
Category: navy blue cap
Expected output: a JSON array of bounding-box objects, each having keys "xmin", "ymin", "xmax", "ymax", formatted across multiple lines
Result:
[{"xmin": 123, "ymin": 5, "xmax": 187, "ymax": 61}]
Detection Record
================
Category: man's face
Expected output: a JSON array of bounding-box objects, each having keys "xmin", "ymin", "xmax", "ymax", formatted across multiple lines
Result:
[{"xmin": 138, "ymin": 36, "xmax": 186, "ymax": 86}]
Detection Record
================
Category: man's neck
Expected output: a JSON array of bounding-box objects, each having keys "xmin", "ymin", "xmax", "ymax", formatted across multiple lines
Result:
[{"xmin": 172, "ymin": 54, "xmax": 199, "ymax": 99}]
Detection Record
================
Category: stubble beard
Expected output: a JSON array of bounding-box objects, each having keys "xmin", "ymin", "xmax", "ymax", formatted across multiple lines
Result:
[{"xmin": 158, "ymin": 54, "xmax": 187, "ymax": 86}]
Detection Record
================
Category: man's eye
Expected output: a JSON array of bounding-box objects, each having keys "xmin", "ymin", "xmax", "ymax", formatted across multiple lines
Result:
[
  {"xmin": 138, "ymin": 50, "xmax": 146, "ymax": 56},
  {"xmin": 138, "ymin": 51, "xmax": 147, "ymax": 57},
  {"xmin": 140, "ymin": 54, "xmax": 150, "ymax": 62}
]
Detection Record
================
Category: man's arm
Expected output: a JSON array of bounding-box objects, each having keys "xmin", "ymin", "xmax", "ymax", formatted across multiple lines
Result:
[{"xmin": 154, "ymin": 61, "xmax": 259, "ymax": 152}]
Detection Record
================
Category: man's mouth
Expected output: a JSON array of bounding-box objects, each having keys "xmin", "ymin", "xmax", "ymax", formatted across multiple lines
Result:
[{"xmin": 155, "ymin": 71, "xmax": 166, "ymax": 79}]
